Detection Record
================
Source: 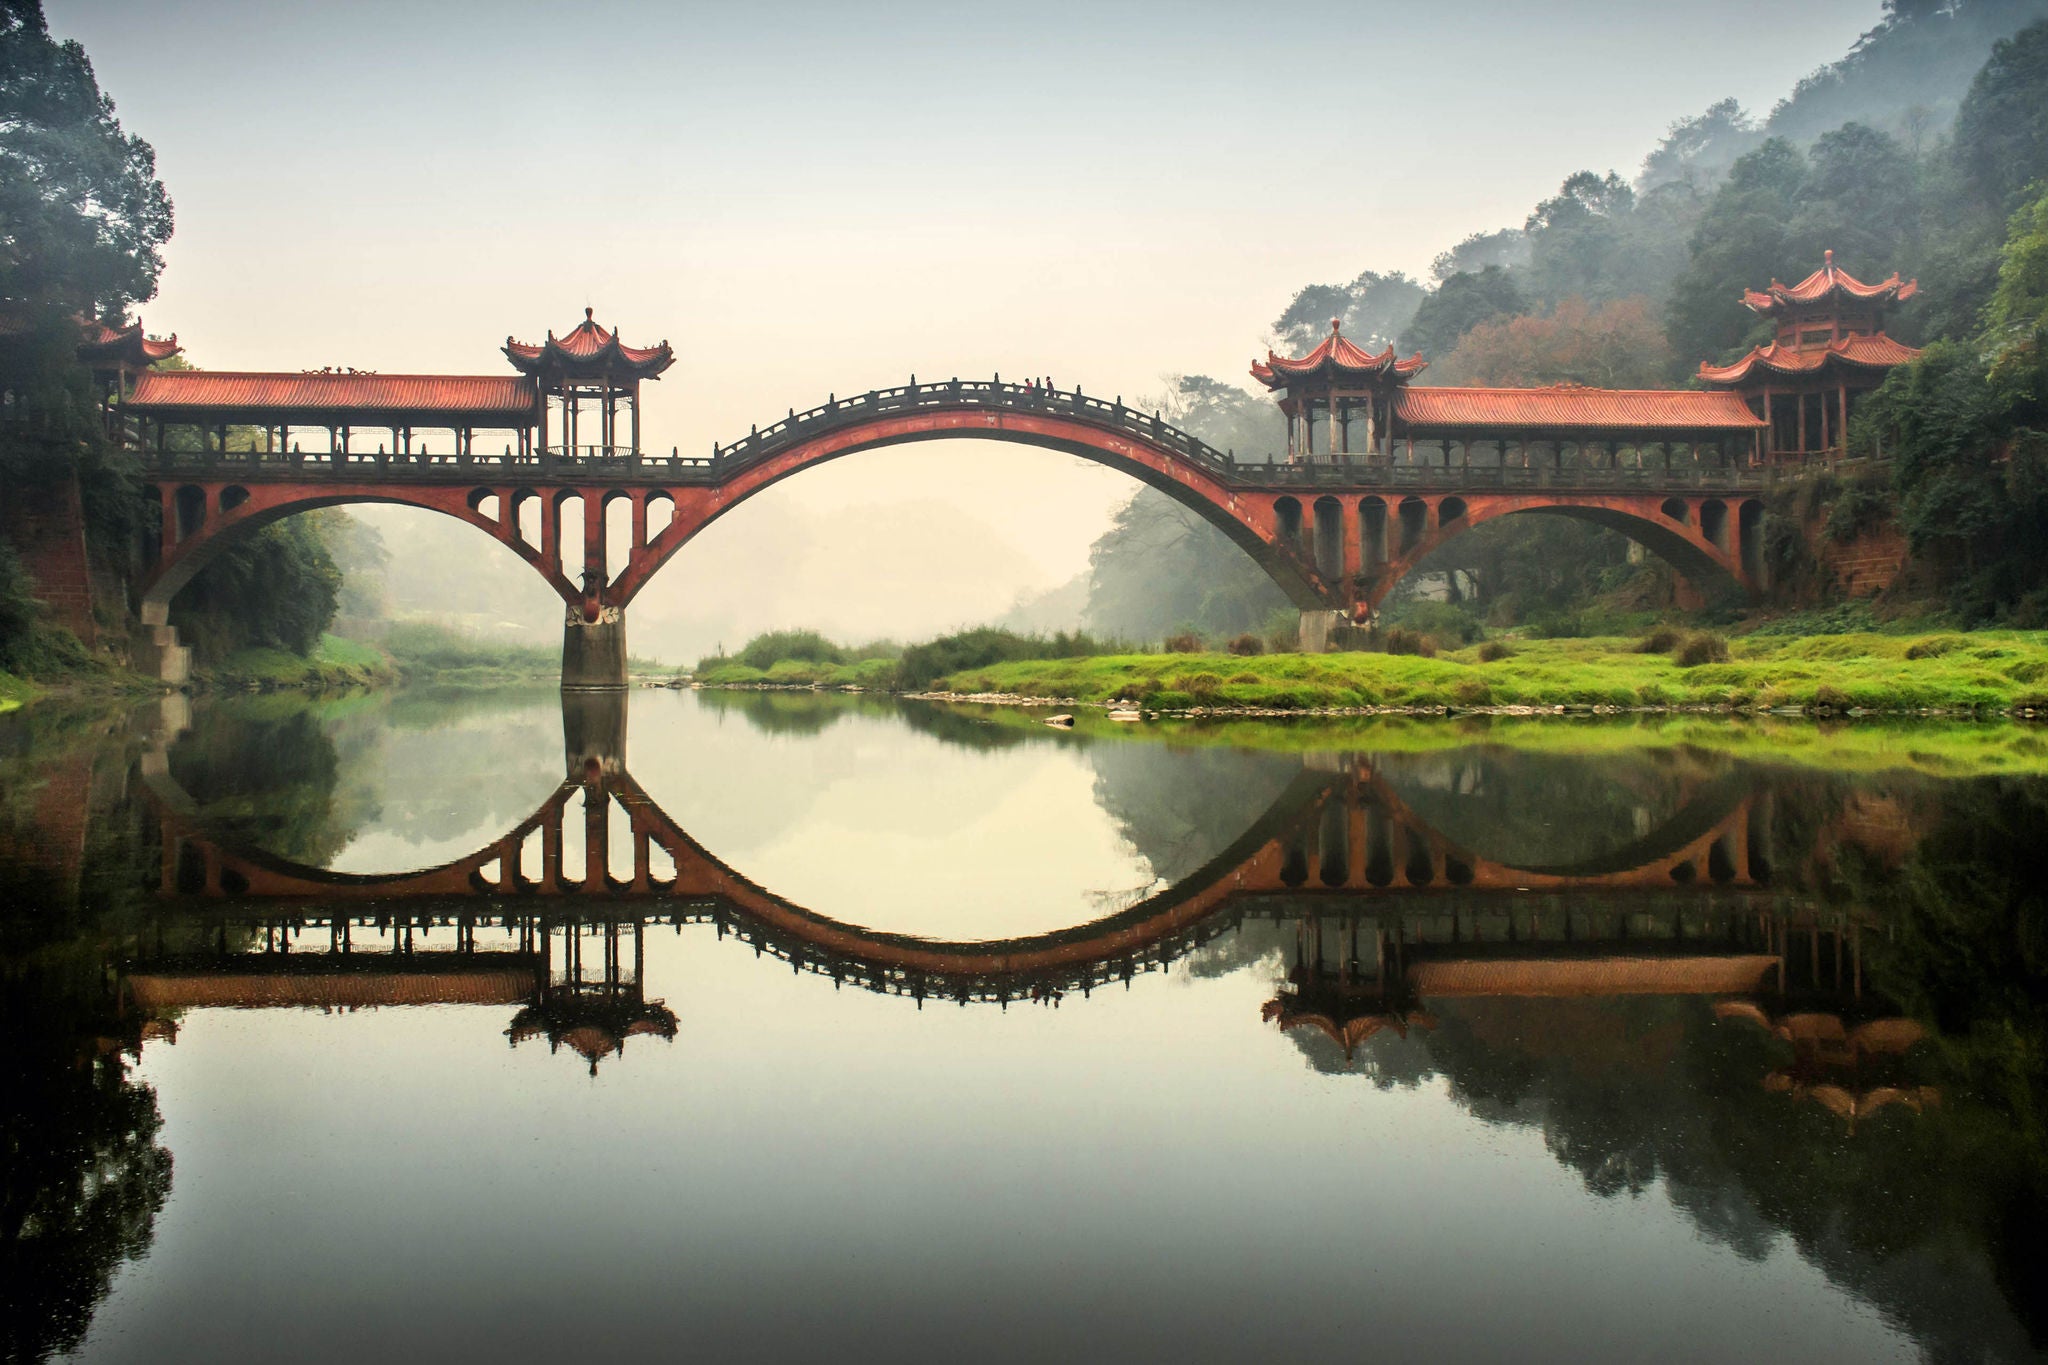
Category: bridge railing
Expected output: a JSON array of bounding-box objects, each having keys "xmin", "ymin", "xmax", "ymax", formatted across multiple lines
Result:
[
  {"xmin": 1232, "ymin": 462, "xmax": 1772, "ymax": 492},
  {"xmin": 703, "ymin": 379, "xmax": 1247, "ymax": 479}
]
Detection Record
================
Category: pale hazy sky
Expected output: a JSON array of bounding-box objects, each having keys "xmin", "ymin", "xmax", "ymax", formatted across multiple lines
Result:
[{"xmin": 53, "ymin": 1, "xmax": 1885, "ymax": 651}]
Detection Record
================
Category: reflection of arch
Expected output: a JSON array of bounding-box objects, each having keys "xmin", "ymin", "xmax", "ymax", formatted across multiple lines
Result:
[{"xmin": 142, "ymin": 734, "xmax": 1779, "ymax": 1006}]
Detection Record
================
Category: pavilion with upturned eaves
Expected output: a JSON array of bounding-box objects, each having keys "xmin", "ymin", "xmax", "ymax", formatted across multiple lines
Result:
[
  {"xmin": 1698, "ymin": 250, "xmax": 1921, "ymax": 462},
  {"xmin": 504, "ymin": 307, "xmax": 674, "ymax": 459}
]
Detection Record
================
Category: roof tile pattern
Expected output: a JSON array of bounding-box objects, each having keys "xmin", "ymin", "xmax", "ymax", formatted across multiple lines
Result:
[
  {"xmin": 1743, "ymin": 250, "xmax": 1918, "ymax": 316},
  {"xmin": 125, "ymin": 370, "xmax": 539, "ymax": 421},
  {"xmin": 1252, "ymin": 320, "xmax": 1427, "ymax": 388},
  {"xmin": 77, "ymin": 318, "xmax": 180, "ymax": 366},
  {"xmin": 1698, "ymin": 332, "xmax": 1922, "ymax": 385},
  {"xmin": 1394, "ymin": 383, "xmax": 1765, "ymax": 432},
  {"xmin": 504, "ymin": 308, "xmax": 674, "ymax": 379}
]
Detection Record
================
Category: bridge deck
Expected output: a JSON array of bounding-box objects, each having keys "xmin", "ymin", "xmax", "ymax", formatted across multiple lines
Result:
[{"xmin": 128, "ymin": 380, "xmax": 1774, "ymax": 494}]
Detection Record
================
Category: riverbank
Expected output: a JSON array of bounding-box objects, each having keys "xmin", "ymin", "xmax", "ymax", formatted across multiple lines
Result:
[
  {"xmin": 696, "ymin": 630, "xmax": 2048, "ymax": 717},
  {"xmin": 0, "ymin": 621, "xmax": 591, "ymax": 713}
]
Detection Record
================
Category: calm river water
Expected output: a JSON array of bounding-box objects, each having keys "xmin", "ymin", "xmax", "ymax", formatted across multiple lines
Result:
[{"xmin": 2, "ymin": 687, "xmax": 2044, "ymax": 1363}]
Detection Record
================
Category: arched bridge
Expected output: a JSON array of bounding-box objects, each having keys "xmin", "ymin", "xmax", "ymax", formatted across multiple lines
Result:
[{"xmin": 129, "ymin": 379, "xmax": 1773, "ymax": 684}]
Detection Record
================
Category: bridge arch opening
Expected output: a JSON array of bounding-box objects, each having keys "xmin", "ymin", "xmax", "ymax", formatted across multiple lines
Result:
[
  {"xmin": 174, "ymin": 485, "xmax": 206, "ymax": 540},
  {"xmin": 1365, "ymin": 808, "xmax": 1394, "ymax": 887},
  {"xmin": 1360, "ymin": 497, "xmax": 1388, "ymax": 567},
  {"xmin": 1274, "ymin": 496, "xmax": 1304, "ymax": 555},
  {"xmin": 1318, "ymin": 801, "xmax": 1349, "ymax": 886},
  {"xmin": 219, "ymin": 485, "xmax": 249, "ymax": 513},
  {"xmin": 1660, "ymin": 497, "xmax": 1688, "ymax": 525},
  {"xmin": 643, "ymin": 491, "xmax": 674, "ymax": 544},
  {"xmin": 1738, "ymin": 499, "xmax": 1765, "ymax": 583},
  {"xmin": 1398, "ymin": 497, "xmax": 1428, "ymax": 554},
  {"xmin": 1312, "ymin": 497, "xmax": 1344, "ymax": 581},
  {"xmin": 553, "ymin": 490, "xmax": 586, "ymax": 583},
  {"xmin": 1368, "ymin": 499, "xmax": 1755, "ymax": 618},
  {"xmin": 1700, "ymin": 499, "xmax": 1728, "ymax": 551}
]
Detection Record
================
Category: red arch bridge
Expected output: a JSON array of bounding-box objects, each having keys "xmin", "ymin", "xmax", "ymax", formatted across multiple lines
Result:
[{"xmin": 124, "ymin": 377, "xmax": 1773, "ymax": 685}]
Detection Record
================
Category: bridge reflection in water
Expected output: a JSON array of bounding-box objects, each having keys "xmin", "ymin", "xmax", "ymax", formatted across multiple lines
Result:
[{"xmin": 130, "ymin": 692, "xmax": 1902, "ymax": 1088}]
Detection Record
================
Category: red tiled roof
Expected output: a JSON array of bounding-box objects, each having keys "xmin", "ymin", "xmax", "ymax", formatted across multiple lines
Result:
[
  {"xmin": 1394, "ymin": 382, "xmax": 1764, "ymax": 432},
  {"xmin": 1743, "ymin": 250, "xmax": 1918, "ymax": 315},
  {"xmin": 1252, "ymin": 320, "xmax": 1427, "ymax": 388},
  {"xmin": 1699, "ymin": 332, "xmax": 1922, "ymax": 384},
  {"xmin": 77, "ymin": 318, "xmax": 180, "ymax": 367},
  {"xmin": 127, "ymin": 970, "xmax": 535, "ymax": 1010},
  {"xmin": 1409, "ymin": 954, "xmax": 1781, "ymax": 998},
  {"xmin": 504, "ymin": 308, "xmax": 674, "ymax": 379},
  {"xmin": 123, "ymin": 370, "xmax": 539, "ymax": 422}
]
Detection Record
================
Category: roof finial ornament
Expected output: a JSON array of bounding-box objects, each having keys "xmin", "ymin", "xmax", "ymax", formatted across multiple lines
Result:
[
  {"xmin": 1824, "ymin": 248, "xmax": 1835, "ymax": 269},
  {"xmin": 585, "ymin": 306, "xmax": 595, "ymax": 322},
  {"xmin": 1330, "ymin": 316, "xmax": 1342, "ymax": 334}
]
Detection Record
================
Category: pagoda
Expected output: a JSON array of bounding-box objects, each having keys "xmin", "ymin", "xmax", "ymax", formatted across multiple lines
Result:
[
  {"xmin": 504, "ymin": 308, "xmax": 674, "ymax": 458},
  {"xmin": 1698, "ymin": 251, "xmax": 1921, "ymax": 462},
  {"xmin": 1252, "ymin": 319, "xmax": 1427, "ymax": 462},
  {"xmin": 76, "ymin": 316, "xmax": 180, "ymax": 405}
]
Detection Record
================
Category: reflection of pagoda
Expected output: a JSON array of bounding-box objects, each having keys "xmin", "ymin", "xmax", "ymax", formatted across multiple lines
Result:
[
  {"xmin": 505, "ymin": 918, "xmax": 677, "ymax": 1076},
  {"xmin": 1714, "ymin": 1000, "xmax": 1936, "ymax": 1132},
  {"xmin": 1262, "ymin": 918, "xmax": 1435, "ymax": 1060}
]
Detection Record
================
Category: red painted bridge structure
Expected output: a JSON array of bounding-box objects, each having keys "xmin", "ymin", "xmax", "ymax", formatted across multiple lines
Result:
[{"xmin": 103, "ymin": 257, "xmax": 1923, "ymax": 684}]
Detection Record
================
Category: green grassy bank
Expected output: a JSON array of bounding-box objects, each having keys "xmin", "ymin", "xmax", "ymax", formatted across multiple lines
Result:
[
  {"xmin": 707, "ymin": 631, "xmax": 2048, "ymax": 716},
  {"xmin": 923, "ymin": 699, "xmax": 2048, "ymax": 778}
]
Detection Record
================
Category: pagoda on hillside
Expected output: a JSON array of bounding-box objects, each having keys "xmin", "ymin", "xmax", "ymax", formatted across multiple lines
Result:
[
  {"xmin": 1698, "ymin": 251, "xmax": 1921, "ymax": 462},
  {"xmin": 1252, "ymin": 319, "xmax": 1427, "ymax": 462},
  {"xmin": 504, "ymin": 308, "xmax": 674, "ymax": 458},
  {"xmin": 75, "ymin": 317, "xmax": 180, "ymax": 417}
]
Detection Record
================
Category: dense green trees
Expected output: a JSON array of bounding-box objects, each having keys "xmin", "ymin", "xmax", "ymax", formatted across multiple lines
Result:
[
  {"xmin": 1399, "ymin": 266, "xmax": 1524, "ymax": 359},
  {"xmin": 0, "ymin": 2, "xmax": 354, "ymax": 672},
  {"xmin": 1271, "ymin": 270, "xmax": 1424, "ymax": 353},
  {"xmin": 0, "ymin": 1, "xmax": 172, "ymax": 320},
  {"xmin": 1855, "ymin": 183, "xmax": 2048, "ymax": 620}
]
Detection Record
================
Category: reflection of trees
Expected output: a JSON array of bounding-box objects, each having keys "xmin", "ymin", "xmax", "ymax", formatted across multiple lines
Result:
[
  {"xmin": 1297, "ymin": 991, "xmax": 2042, "ymax": 1360},
  {"xmin": 0, "ymin": 953, "xmax": 171, "ymax": 1365},
  {"xmin": 167, "ymin": 701, "xmax": 368, "ymax": 867},
  {"xmin": 1087, "ymin": 742, "xmax": 1299, "ymax": 886},
  {"xmin": 1373, "ymin": 746, "xmax": 1717, "ymax": 870}
]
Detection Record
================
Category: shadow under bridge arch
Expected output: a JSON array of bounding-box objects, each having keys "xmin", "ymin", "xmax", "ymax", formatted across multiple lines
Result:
[
  {"xmin": 1354, "ymin": 491, "xmax": 1766, "ymax": 614},
  {"xmin": 607, "ymin": 388, "xmax": 1336, "ymax": 611}
]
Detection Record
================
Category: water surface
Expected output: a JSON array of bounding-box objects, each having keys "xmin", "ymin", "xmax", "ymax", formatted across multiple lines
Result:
[{"xmin": 3, "ymin": 688, "xmax": 2043, "ymax": 1363}]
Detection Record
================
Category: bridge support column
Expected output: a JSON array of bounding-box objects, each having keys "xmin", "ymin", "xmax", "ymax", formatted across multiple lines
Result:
[
  {"xmin": 562, "ymin": 606, "xmax": 627, "ymax": 690},
  {"xmin": 1297, "ymin": 610, "xmax": 1343, "ymax": 654},
  {"xmin": 562, "ymin": 686, "xmax": 628, "ymax": 776}
]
